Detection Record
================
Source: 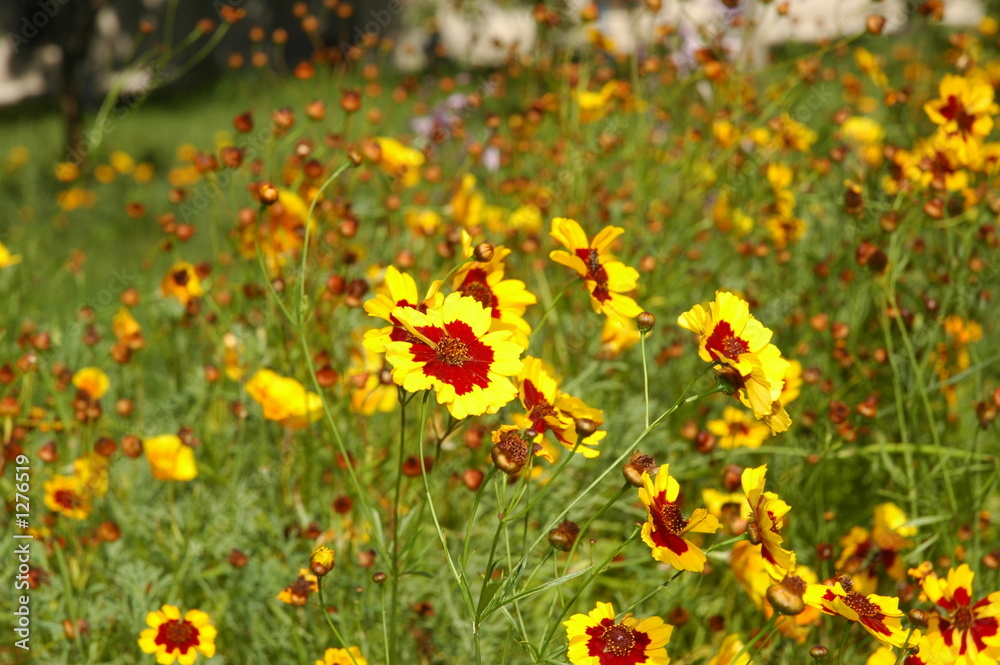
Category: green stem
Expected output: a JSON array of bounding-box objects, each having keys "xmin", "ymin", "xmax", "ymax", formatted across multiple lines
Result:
[
  {"xmin": 728, "ymin": 612, "xmax": 779, "ymax": 665},
  {"xmin": 561, "ymin": 482, "xmax": 630, "ymax": 574},
  {"xmin": 316, "ymin": 579, "xmax": 360, "ymax": 665}
]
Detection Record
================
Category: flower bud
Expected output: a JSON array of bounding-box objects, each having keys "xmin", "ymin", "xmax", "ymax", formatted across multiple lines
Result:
[
  {"xmin": 575, "ymin": 418, "xmax": 597, "ymax": 436},
  {"xmin": 622, "ymin": 451, "xmax": 658, "ymax": 487},
  {"xmin": 372, "ymin": 571, "xmax": 388, "ymax": 584},
  {"xmin": 636, "ymin": 311, "xmax": 655, "ymax": 333},
  {"xmin": 258, "ymin": 182, "xmax": 279, "ymax": 206},
  {"xmin": 767, "ymin": 580, "xmax": 805, "ymax": 616},
  {"xmin": 473, "ymin": 242, "xmax": 494, "ymax": 263},
  {"xmin": 809, "ymin": 645, "xmax": 829, "ymax": 660},
  {"xmin": 548, "ymin": 520, "xmax": 580, "ymax": 551},
  {"xmin": 310, "ymin": 546, "xmax": 335, "ymax": 577},
  {"xmin": 907, "ymin": 609, "xmax": 928, "ymax": 628}
]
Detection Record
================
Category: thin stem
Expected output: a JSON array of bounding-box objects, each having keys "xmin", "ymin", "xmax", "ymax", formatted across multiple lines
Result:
[
  {"xmin": 317, "ymin": 579, "xmax": 360, "ymax": 665},
  {"xmin": 562, "ymin": 482, "xmax": 630, "ymax": 574},
  {"xmin": 728, "ymin": 612, "xmax": 779, "ymax": 665},
  {"xmin": 640, "ymin": 329, "xmax": 650, "ymax": 428}
]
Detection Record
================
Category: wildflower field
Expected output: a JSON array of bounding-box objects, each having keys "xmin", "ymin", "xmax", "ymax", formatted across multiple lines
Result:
[{"xmin": 2, "ymin": 3, "xmax": 1000, "ymax": 665}]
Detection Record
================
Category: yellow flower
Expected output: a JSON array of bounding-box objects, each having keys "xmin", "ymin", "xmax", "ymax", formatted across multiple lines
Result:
[
  {"xmin": 804, "ymin": 577, "xmax": 915, "ymax": 649},
  {"xmin": 706, "ymin": 406, "xmax": 771, "ymax": 450},
  {"xmin": 385, "ymin": 292, "xmax": 525, "ymax": 420},
  {"xmin": 238, "ymin": 188, "xmax": 315, "ymax": 276},
  {"xmin": 113, "ymin": 308, "xmax": 145, "ymax": 349},
  {"xmin": 133, "ymin": 162, "xmax": 155, "ymax": 183},
  {"xmin": 109, "ymin": 150, "xmax": 135, "ymax": 174},
  {"xmin": 707, "ymin": 634, "xmax": 750, "ymax": 665},
  {"xmin": 54, "ymin": 161, "xmax": 80, "ymax": 182},
  {"xmin": 363, "ymin": 266, "xmax": 443, "ymax": 354},
  {"xmin": 576, "ymin": 80, "xmax": 618, "ymax": 124},
  {"xmin": 316, "ymin": 647, "xmax": 367, "ymax": 665},
  {"xmin": 741, "ymin": 465, "xmax": 796, "ymax": 579},
  {"xmin": 375, "ymin": 136, "xmax": 424, "ymax": 187},
  {"xmin": 639, "ymin": 465, "xmax": 722, "ymax": 572},
  {"xmin": 43, "ymin": 475, "xmax": 92, "ymax": 520},
  {"xmin": 452, "ymin": 231, "xmax": 536, "ymax": 348},
  {"xmin": 72, "ymin": 367, "xmax": 110, "ymax": 400},
  {"xmin": 138, "ymin": 605, "xmax": 216, "ymax": 665},
  {"xmin": 836, "ymin": 502, "xmax": 914, "ymax": 594},
  {"xmin": 677, "ymin": 292, "xmax": 791, "ymax": 433},
  {"xmin": 404, "ymin": 208, "xmax": 442, "ymax": 236},
  {"xmin": 515, "ymin": 356, "xmax": 605, "ymax": 458},
  {"xmin": 73, "ymin": 453, "xmax": 110, "ymax": 498},
  {"xmin": 599, "ymin": 316, "xmax": 642, "ymax": 358},
  {"xmin": 549, "ymin": 217, "xmax": 643, "ymax": 322},
  {"xmin": 924, "ymin": 73, "xmax": 998, "ymax": 164},
  {"xmin": 56, "ymin": 187, "xmax": 97, "ymax": 211},
  {"xmin": 144, "ymin": 434, "xmax": 198, "ymax": 482},
  {"xmin": 921, "ymin": 564, "xmax": 1000, "ymax": 665},
  {"xmin": 346, "ymin": 344, "xmax": 398, "ymax": 415},
  {"xmin": 0, "ymin": 242, "xmax": 23, "ymax": 269},
  {"xmin": 564, "ymin": 601, "xmax": 673, "ymax": 665},
  {"xmin": 160, "ymin": 261, "xmax": 204, "ymax": 305},
  {"xmin": 855, "ymin": 47, "xmax": 889, "ymax": 88},
  {"xmin": 245, "ymin": 369, "xmax": 322, "ymax": 428},
  {"xmin": 450, "ymin": 174, "xmax": 485, "ymax": 228}
]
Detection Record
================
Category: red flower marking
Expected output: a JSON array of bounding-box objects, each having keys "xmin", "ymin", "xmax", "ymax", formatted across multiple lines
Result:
[
  {"xmin": 706, "ymin": 321, "xmax": 750, "ymax": 362},
  {"xmin": 54, "ymin": 490, "xmax": 80, "ymax": 510},
  {"xmin": 575, "ymin": 248, "xmax": 612, "ymax": 303},
  {"xmin": 938, "ymin": 96, "xmax": 977, "ymax": 135},
  {"xmin": 409, "ymin": 320, "xmax": 494, "ymax": 396},
  {"xmin": 584, "ymin": 617, "xmax": 653, "ymax": 665},
  {"xmin": 155, "ymin": 619, "xmax": 200, "ymax": 655},
  {"xmin": 649, "ymin": 494, "xmax": 690, "ymax": 555},
  {"xmin": 458, "ymin": 269, "xmax": 500, "ymax": 318}
]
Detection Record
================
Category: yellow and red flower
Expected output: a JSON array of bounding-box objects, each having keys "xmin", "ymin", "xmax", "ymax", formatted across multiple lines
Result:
[
  {"xmin": 921, "ymin": 564, "xmax": 1000, "ymax": 664},
  {"xmin": 277, "ymin": 568, "xmax": 319, "ymax": 606},
  {"xmin": 924, "ymin": 73, "xmax": 998, "ymax": 164},
  {"xmin": 384, "ymin": 292, "xmax": 524, "ymax": 420},
  {"xmin": 835, "ymin": 502, "xmax": 915, "ymax": 594},
  {"xmin": 43, "ymin": 474, "xmax": 92, "ymax": 520},
  {"xmin": 549, "ymin": 217, "xmax": 643, "ymax": 322},
  {"xmin": 452, "ymin": 231, "xmax": 536, "ymax": 348},
  {"xmin": 238, "ymin": 188, "xmax": 314, "ymax": 277},
  {"xmin": 564, "ymin": 601, "xmax": 673, "ymax": 665},
  {"xmin": 160, "ymin": 261, "xmax": 204, "ymax": 305},
  {"xmin": 138, "ymin": 604, "xmax": 216, "ymax": 665},
  {"xmin": 804, "ymin": 577, "xmax": 915, "ymax": 649},
  {"xmin": 363, "ymin": 266, "xmax": 442, "ymax": 354},
  {"xmin": 741, "ymin": 465, "xmax": 796, "ymax": 580},
  {"xmin": 639, "ymin": 465, "xmax": 722, "ymax": 572},
  {"xmin": 677, "ymin": 291, "xmax": 791, "ymax": 433},
  {"xmin": 515, "ymin": 356, "xmax": 605, "ymax": 458},
  {"xmin": 375, "ymin": 136, "xmax": 424, "ymax": 187}
]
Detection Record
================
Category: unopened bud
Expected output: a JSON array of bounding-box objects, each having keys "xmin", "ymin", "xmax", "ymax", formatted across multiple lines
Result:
[
  {"xmin": 258, "ymin": 183, "xmax": 279, "ymax": 205},
  {"xmin": 636, "ymin": 311, "xmax": 655, "ymax": 333},
  {"xmin": 548, "ymin": 520, "xmax": 580, "ymax": 551},
  {"xmin": 809, "ymin": 645, "xmax": 829, "ymax": 660},
  {"xmin": 473, "ymin": 242, "xmax": 495, "ymax": 263},
  {"xmin": 310, "ymin": 546, "xmax": 335, "ymax": 577},
  {"xmin": 575, "ymin": 418, "xmax": 597, "ymax": 436},
  {"xmin": 907, "ymin": 609, "xmax": 928, "ymax": 628},
  {"xmin": 766, "ymin": 582, "xmax": 805, "ymax": 616}
]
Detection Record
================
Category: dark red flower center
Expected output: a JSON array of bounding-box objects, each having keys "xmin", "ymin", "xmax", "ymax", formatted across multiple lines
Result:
[
  {"xmin": 172, "ymin": 270, "xmax": 190, "ymax": 286},
  {"xmin": 410, "ymin": 320, "xmax": 494, "ymax": 396},
  {"xmin": 155, "ymin": 619, "xmax": 200, "ymax": 654},
  {"xmin": 652, "ymin": 498, "xmax": 688, "ymax": 535},
  {"xmin": 843, "ymin": 591, "xmax": 879, "ymax": 617},
  {"xmin": 939, "ymin": 95, "xmax": 976, "ymax": 134},
  {"xmin": 585, "ymin": 617, "xmax": 652, "ymax": 665},
  {"xmin": 953, "ymin": 607, "xmax": 974, "ymax": 632},
  {"xmin": 521, "ymin": 378, "xmax": 570, "ymax": 442},
  {"xmin": 706, "ymin": 321, "xmax": 750, "ymax": 362},
  {"xmin": 54, "ymin": 489, "xmax": 81, "ymax": 510},
  {"xmin": 601, "ymin": 624, "xmax": 637, "ymax": 656},
  {"xmin": 576, "ymin": 248, "xmax": 612, "ymax": 303}
]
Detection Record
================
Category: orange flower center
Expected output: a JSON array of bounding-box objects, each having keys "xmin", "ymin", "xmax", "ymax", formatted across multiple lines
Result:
[
  {"xmin": 601, "ymin": 624, "xmax": 637, "ymax": 656},
  {"xmin": 436, "ymin": 336, "xmax": 469, "ymax": 366},
  {"xmin": 843, "ymin": 591, "xmax": 880, "ymax": 617}
]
